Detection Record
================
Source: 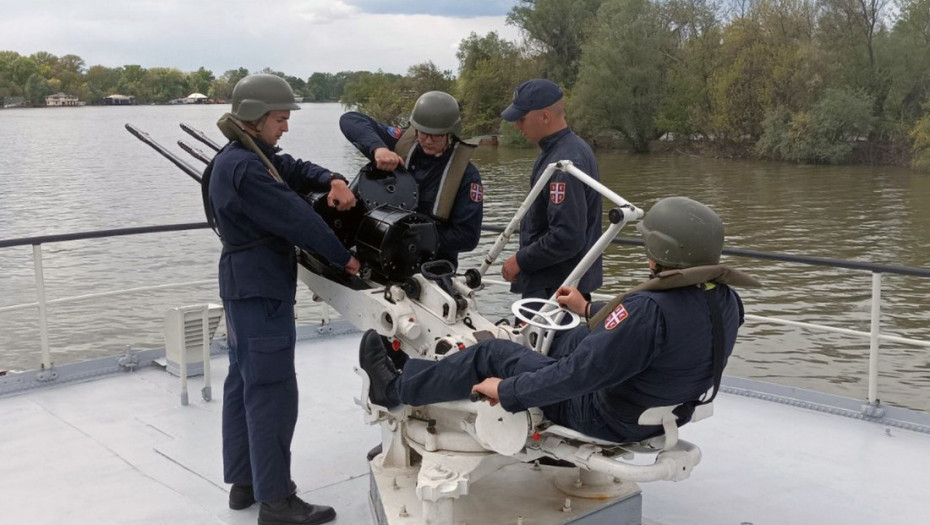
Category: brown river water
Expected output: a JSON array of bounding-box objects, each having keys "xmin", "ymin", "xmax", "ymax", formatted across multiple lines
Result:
[{"xmin": 1, "ymin": 103, "xmax": 928, "ymax": 410}]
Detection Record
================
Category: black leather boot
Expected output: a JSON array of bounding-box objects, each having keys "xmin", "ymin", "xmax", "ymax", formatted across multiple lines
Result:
[
  {"xmin": 359, "ymin": 329, "xmax": 400, "ymax": 408},
  {"xmin": 258, "ymin": 494, "xmax": 335, "ymax": 525},
  {"xmin": 229, "ymin": 480, "xmax": 297, "ymax": 510}
]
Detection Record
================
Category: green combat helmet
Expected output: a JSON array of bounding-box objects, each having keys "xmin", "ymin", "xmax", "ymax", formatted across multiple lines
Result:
[
  {"xmin": 409, "ymin": 91, "xmax": 462, "ymax": 137},
  {"xmin": 636, "ymin": 196, "xmax": 724, "ymax": 269},
  {"xmin": 230, "ymin": 74, "xmax": 300, "ymax": 122}
]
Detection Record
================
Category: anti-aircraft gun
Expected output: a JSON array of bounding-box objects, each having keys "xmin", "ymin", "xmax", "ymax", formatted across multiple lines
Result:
[{"xmin": 128, "ymin": 122, "xmax": 709, "ymax": 525}]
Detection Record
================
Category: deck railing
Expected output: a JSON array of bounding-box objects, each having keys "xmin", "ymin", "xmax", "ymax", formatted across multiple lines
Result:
[{"xmin": 2, "ymin": 223, "xmax": 930, "ymax": 410}]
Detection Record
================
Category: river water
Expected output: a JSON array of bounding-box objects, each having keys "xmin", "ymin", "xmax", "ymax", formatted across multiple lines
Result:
[{"xmin": 1, "ymin": 103, "xmax": 929, "ymax": 411}]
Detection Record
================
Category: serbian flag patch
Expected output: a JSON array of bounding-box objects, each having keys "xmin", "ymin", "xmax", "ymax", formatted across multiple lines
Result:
[
  {"xmin": 470, "ymin": 183, "xmax": 483, "ymax": 202},
  {"xmin": 386, "ymin": 126, "xmax": 403, "ymax": 139},
  {"xmin": 604, "ymin": 304, "xmax": 630, "ymax": 330},
  {"xmin": 550, "ymin": 182, "xmax": 566, "ymax": 204}
]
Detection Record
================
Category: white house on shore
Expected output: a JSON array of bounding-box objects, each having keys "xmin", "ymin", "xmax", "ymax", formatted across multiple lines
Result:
[
  {"xmin": 45, "ymin": 93, "xmax": 84, "ymax": 107},
  {"xmin": 104, "ymin": 94, "xmax": 136, "ymax": 105}
]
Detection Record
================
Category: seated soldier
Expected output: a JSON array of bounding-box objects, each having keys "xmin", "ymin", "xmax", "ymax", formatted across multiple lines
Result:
[{"xmin": 360, "ymin": 197, "xmax": 757, "ymax": 443}]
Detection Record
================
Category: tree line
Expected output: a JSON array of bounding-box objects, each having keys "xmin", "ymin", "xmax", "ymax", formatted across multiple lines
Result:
[{"xmin": 3, "ymin": 0, "xmax": 930, "ymax": 169}]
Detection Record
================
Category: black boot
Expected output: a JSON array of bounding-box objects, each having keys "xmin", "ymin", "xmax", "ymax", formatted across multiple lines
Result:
[
  {"xmin": 229, "ymin": 484, "xmax": 254, "ymax": 510},
  {"xmin": 258, "ymin": 494, "xmax": 335, "ymax": 525},
  {"xmin": 359, "ymin": 329, "xmax": 400, "ymax": 408},
  {"xmin": 229, "ymin": 480, "xmax": 297, "ymax": 510}
]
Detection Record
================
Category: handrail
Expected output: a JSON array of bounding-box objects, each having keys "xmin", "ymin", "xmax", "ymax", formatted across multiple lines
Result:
[
  {"xmin": 0, "ymin": 222, "xmax": 209, "ymax": 249},
  {"xmin": 2, "ymin": 223, "xmax": 929, "ymax": 410}
]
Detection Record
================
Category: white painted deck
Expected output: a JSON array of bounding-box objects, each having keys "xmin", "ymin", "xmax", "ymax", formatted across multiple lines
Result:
[{"xmin": 2, "ymin": 329, "xmax": 928, "ymax": 525}]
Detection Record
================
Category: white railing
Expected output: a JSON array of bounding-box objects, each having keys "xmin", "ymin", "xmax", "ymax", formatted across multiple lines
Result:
[{"xmin": 3, "ymin": 225, "xmax": 930, "ymax": 411}]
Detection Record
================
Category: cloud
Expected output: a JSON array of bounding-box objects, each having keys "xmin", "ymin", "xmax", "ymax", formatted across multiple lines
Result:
[
  {"xmin": 346, "ymin": 1, "xmax": 515, "ymax": 17},
  {"xmin": 0, "ymin": 0, "xmax": 523, "ymax": 77}
]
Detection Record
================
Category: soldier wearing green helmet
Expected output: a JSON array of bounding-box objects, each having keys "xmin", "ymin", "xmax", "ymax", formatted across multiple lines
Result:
[
  {"xmin": 339, "ymin": 90, "xmax": 483, "ymax": 268},
  {"xmin": 204, "ymin": 73, "xmax": 357, "ymax": 525},
  {"xmin": 360, "ymin": 196, "xmax": 760, "ymax": 445}
]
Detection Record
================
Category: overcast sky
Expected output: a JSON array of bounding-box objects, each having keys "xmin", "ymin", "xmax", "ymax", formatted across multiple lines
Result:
[{"xmin": 2, "ymin": 0, "xmax": 524, "ymax": 77}]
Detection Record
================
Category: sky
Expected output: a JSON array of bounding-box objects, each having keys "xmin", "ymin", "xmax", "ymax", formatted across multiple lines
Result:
[{"xmin": 1, "ymin": 0, "xmax": 524, "ymax": 77}]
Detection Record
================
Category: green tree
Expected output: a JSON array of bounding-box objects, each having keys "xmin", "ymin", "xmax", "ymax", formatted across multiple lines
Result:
[
  {"xmin": 187, "ymin": 67, "xmax": 215, "ymax": 96},
  {"xmin": 456, "ymin": 31, "xmax": 536, "ymax": 137},
  {"xmin": 507, "ymin": 0, "xmax": 604, "ymax": 87},
  {"xmin": 211, "ymin": 68, "xmax": 250, "ymax": 100},
  {"xmin": 708, "ymin": 0, "xmax": 820, "ymax": 141},
  {"xmin": 817, "ymin": 0, "xmax": 892, "ymax": 121},
  {"xmin": 405, "ymin": 62, "xmax": 454, "ymax": 96},
  {"xmin": 85, "ymin": 65, "xmax": 121, "ymax": 103},
  {"xmin": 756, "ymin": 87, "xmax": 875, "ymax": 163},
  {"xmin": 571, "ymin": 0, "xmax": 671, "ymax": 152},
  {"xmin": 340, "ymin": 71, "xmax": 405, "ymax": 123},
  {"xmin": 146, "ymin": 67, "xmax": 188, "ymax": 102},
  {"xmin": 657, "ymin": 0, "xmax": 723, "ymax": 138},
  {"xmin": 119, "ymin": 64, "xmax": 150, "ymax": 102},
  {"xmin": 883, "ymin": 0, "xmax": 930, "ymax": 124},
  {"xmin": 910, "ymin": 100, "xmax": 930, "ymax": 170}
]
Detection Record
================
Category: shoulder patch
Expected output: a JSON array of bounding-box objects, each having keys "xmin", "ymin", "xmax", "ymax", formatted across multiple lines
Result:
[
  {"xmin": 386, "ymin": 126, "xmax": 404, "ymax": 139},
  {"xmin": 470, "ymin": 183, "xmax": 483, "ymax": 203},
  {"xmin": 550, "ymin": 182, "xmax": 566, "ymax": 204},
  {"xmin": 604, "ymin": 303, "xmax": 630, "ymax": 330}
]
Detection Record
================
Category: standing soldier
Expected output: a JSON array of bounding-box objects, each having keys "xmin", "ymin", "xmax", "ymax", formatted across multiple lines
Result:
[
  {"xmin": 499, "ymin": 79, "xmax": 602, "ymax": 301},
  {"xmin": 205, "ymin": 73, "xmax": 358, "ymax": 525},
  {"xmin": 340, "ymin": 91, "xmax": 483, "ymax": 268}
]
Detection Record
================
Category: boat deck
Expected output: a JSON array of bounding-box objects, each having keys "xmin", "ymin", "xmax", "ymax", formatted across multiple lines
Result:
[{"xmin": 2, "ymin": 327, "xmax": 928, "ymax": 525}]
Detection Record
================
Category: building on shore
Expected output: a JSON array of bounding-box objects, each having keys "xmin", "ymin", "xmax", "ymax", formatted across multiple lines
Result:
[
  {"xmin": 105, "ymin": 94, "xmax": 136, "ymax": 106},
  {"xmin": 45, "ymin": 93, "xmax": 84, "ymax": 107},
  {"xmin": 2, "ymin": 96, "xmax": 26, "ymax": 109},
  {"xmin": 184, "ymin": 93, "xmax": 209, "ymax": 104}
]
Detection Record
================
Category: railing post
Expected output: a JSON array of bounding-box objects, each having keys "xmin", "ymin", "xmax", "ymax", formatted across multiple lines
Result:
[
  {"xmin": 201, "ymin": 305, "xmax": 212, "ymax": 402},
  {"xmin": 32, "ymin": 245, "xmax": 52, "ymax": 370},
  {"xmin": 867, "ymin": 271, "xmax": 882, "ymax": 406}
]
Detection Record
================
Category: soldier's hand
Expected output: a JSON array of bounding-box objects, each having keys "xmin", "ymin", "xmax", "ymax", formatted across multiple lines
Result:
[
  {"xmin": 374, "ymin": 147, "xmax": 404, "ymax": 171},
  {"xmin": 328, "ymin": 180, "xmax": 357, "ymax": 211},
  {"xmin": 471, "ymin": 378, "xmax": 501, "ymax": 406},
  {"xmin": 556, "ymin": 286, "xmax": 587, "ymax": 315},
  {"xmin": 501, "ymin": 255, "xmax": 520, "ymax": 282},
  {"xmin": 345, "ymin": 256, "xmax": 361, "ymax": 275}
]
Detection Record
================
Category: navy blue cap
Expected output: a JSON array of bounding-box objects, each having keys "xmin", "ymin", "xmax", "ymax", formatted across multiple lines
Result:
[{"xmin": 500, "ymin": 79, "xmax": 564, "ymax": 122}]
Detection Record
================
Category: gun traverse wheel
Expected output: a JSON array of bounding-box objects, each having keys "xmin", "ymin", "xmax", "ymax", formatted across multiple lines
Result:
[{"xmin": 511, "ymin": 298, "xmax": 580, "ymax": 331}]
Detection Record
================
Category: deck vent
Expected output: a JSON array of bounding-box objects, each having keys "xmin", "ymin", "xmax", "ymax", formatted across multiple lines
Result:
[{"xmin": 164, "ymin": 304, "xmax": 224, "ymax": 378}]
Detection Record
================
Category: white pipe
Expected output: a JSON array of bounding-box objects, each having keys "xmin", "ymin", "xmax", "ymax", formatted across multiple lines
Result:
[
  {"xmin": 478, "ymin": 163, "xmax": 561, "ymax": 276},
  {"xmin": 32, "ymin": 245, "xmax": 52, "ymax": 370},
  {"xmin": 542, "ymin": 438, "xmax": 702, "ymax": 483},
  {"xmin": 868, "ymin": 272, "xmax": 882, "ymax": 404},
  {"xmin": 201, "ymin": 305, "xmax": 212, "ymax": 402}
]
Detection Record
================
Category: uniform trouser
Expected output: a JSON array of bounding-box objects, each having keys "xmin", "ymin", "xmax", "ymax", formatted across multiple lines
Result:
[
  {"xmin": 222, "ymin": 297, "xmax": 298, "ymax": 502},
  {"xmin": 390, "ymin": 326, "xmax": 617, "ymax": 439}
]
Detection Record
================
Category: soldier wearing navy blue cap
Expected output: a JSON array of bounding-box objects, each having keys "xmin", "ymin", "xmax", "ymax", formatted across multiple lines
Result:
[{"xmin": 499, "ymin": 79, "xmax": 603, "ymax": 301}]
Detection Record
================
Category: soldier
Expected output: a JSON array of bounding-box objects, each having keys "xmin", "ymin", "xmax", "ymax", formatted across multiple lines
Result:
[
  {"xmin": 499, "ymin": 79, "xmax": 603, "ymax": 301},
  {"xmin": 360, "ymin": 197, "xmax": 759, "ymax": 443},
  {"xmin": 340, "ymin": 91, "xmax": 483, "ymax": 268},
  {"xmin": 205, "ymin": 73, "xmax": 358, "ymax": 525}
]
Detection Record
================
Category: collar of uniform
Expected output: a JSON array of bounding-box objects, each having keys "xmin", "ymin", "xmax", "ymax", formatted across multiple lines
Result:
[
  {"xmin": 249, "ymin": 137, "xmax": 279, "ymax": 157},
  {"xmin": 538, "ymin": 127, "xmax": 572, "ymax": 153}
]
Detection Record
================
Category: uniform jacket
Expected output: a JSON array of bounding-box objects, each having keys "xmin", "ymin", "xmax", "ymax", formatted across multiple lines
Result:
[
  {"xmin": 339, "ymin": 111, "xmax": 483, "ymax": 266},
  {"xmin": 497, "ymin": 284, "xmax": 744, "ymax": 442},
  {"xmin": 208, "ymin": 140, "xmax": 352, "ymax": 302},
  {"xmin": 515, "ymin": 127, "xmax": 602, "ymax": 296}
]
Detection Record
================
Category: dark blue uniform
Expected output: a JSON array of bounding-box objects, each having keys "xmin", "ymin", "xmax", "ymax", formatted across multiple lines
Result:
[
  {"xmin": 208, "ymin": 139, "xmax": 352, "ymax": 502},
  {"xmin": 339, "ymin": 111, "xmax": 483, "ymax": 267},
  {"xmin": 515, "ymin": 127, "xmax": 602, "ymax": 298},
  {"xmin": 387, "ymin": 284, "xmax": 744, "ymax": 443}
]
